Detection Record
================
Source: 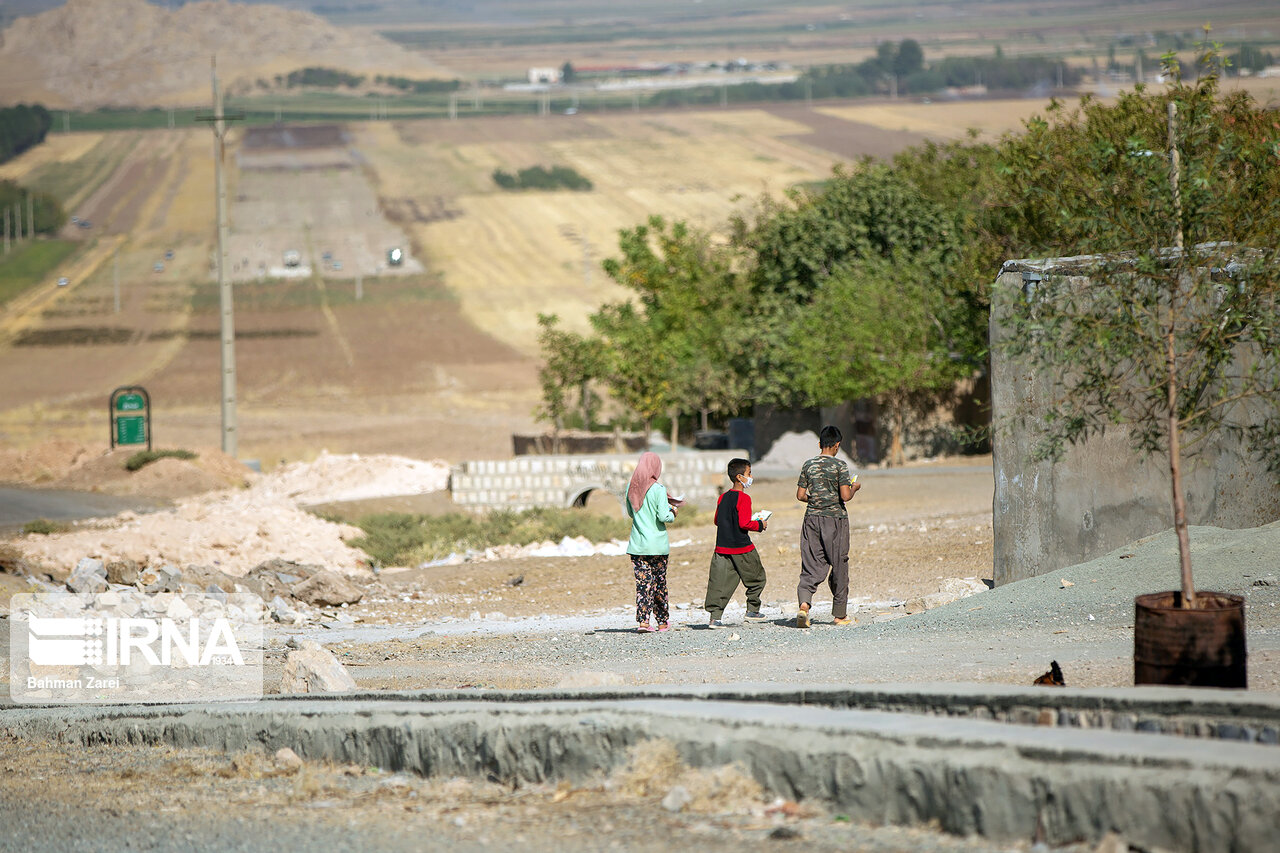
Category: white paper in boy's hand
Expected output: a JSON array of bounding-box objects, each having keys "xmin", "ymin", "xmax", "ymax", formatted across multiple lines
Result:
[
  {"xmin": 667, "ymin": 492, "xmax": 686, "ymax": 506},
  {"xmin": 752, "ymin": 509, "xmax": 773, "ymax": 522}
]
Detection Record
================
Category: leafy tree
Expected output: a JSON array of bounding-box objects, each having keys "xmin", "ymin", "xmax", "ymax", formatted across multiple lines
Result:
[
  {"xmin": 995, "ymin": 40, "xmax": 1280, "ymax": 607},
  {"xmin": 0, "ymin": 180, "xmax": 65, "ymax": 235},
  {"xmin": 731, "ymin": 163, "xmax": 968, "ymax": 413},
  {"xmin": 535, "ymin": 313, "xmax": 607, "ymax": 440},
  {"xmin": 789, "ymin": 252, "xmax": 972, "ymax": 465},
  {"xmin": 0, "ymin": 104, "xmax": 52, "ymax": 164},
  {"xmin": 597, "ymin": 217, "xmax": 744, "ymax": 444},
  {"xmin": 894, "ymin": 39, "xmax": 924, "ymax": 78},
  {"xmin": 735, "ymin": 163, "xmax": 961, "ymax": 300}
]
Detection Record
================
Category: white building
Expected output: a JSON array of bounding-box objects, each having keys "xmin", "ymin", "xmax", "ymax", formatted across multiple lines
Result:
[{"xmin": 528, "ymin": 67, "xmax": 563, "ymax": 84}]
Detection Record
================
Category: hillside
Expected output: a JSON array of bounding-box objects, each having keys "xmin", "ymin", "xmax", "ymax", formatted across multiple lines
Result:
[{"xmin": 0, "ymin": 0, "xmax": 441, "ymax": 109}]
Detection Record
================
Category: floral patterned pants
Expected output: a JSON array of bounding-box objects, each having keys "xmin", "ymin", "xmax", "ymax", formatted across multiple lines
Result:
[{"xmin": 630, "ymin": 554, "xmax": 670, "ymax": 626}]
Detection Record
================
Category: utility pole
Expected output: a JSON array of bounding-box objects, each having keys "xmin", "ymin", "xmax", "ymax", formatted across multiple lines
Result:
[
  {"xmin": 13, "ymin": 203, "xmax": 20, "ymax": 244},
  {"xmin": 197, "ymin": 57, "xmax": 245, "ymax": 458},
  {"xmin": 26, "ymin": 193, "xmax": 33, "ymax": 239}
]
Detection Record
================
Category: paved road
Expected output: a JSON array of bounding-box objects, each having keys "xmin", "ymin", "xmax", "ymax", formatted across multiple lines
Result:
[{"xmin": 0, "ymin": 487, "xmax": 163, "ymax": 535}]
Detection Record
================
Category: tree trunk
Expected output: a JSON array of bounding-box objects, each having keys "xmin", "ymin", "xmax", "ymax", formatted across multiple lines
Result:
[
  {"xmin": 1166, "ymin": 328, "xmax": 1196, "ymax": 608},
  {"xmin": 889, "ymin": 403, "xmax": 906, "ymax": 468},
  {"xmin": 669, "ymin": 408, "xmax": 679, "ymax": 452},
  {"xmin": 579, "ymin": 380, "xmax": 591, "ymax": 430}
]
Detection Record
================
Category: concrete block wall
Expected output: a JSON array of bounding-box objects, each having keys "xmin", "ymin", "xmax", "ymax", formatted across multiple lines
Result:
[
  {"xmin": 989, "ymin": 258, "xmax": 1280, "ymax": 586},
  {"xmin": 450, "ymin": 451, "xmax": 745, "ymax": 512}
]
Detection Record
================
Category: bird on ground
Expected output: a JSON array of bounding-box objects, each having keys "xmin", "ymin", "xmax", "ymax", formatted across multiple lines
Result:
[{"xmin": 1033, "ymin": 660, "xmax": 1065, "ymax": 686}]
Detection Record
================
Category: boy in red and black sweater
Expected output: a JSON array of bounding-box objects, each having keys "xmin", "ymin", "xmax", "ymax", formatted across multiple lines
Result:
[{"xmin": 704, "ymin": 457, "xmax": 768, "ymax": 628}]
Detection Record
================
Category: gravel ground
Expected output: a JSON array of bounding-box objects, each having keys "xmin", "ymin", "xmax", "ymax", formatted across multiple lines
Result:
[{"xmin": 291, "ymin": 520, "xmax": 1280, "ymax": 693}]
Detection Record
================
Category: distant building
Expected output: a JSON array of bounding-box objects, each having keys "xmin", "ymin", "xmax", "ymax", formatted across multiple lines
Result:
[{"xmin": 528, "ymin": 67, "xmax": 562, "ymax": 84}]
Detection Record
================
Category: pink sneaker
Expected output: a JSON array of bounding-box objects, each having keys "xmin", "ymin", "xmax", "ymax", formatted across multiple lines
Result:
[{"xmin": 657, "ymin": 623, "xmax": 670, "ymax": 632}]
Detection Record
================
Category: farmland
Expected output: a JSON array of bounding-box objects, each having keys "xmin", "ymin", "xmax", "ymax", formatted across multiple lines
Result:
[{"xmin": 0, "ymin": 94, "xmax": 960, "ymax": 461}]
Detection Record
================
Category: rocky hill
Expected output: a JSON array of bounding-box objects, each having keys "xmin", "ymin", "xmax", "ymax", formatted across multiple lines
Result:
[{"xmin": 0, "ymin": 0, "xmax": 441, "ymax": 108}]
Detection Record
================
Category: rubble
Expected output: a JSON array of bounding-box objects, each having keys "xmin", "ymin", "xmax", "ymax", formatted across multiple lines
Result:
[
  {"xmin": 290, "ymin": 570, "xmax": 364, "ymax": 607},
  {"xmin": 65, "ymin": 559, "xmax": 107, "ymax": 594},
  {"xmin": 280, "ymin": 640, "xmax": 357, "ymax": 693}
]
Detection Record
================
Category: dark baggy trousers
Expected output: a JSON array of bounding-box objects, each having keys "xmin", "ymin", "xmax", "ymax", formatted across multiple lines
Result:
[
  {"xmin": 798, "ymin": 515, "xmax": 850, "ymax": 620},
  {"xmin": 704, "ymin": 549, "xmax": 767, "ymax": 619}
]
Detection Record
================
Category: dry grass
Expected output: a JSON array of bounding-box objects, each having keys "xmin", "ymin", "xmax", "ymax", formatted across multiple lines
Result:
[{"xmin": 611, "ymin": 739, "xmax": 767, "ymax": 814}]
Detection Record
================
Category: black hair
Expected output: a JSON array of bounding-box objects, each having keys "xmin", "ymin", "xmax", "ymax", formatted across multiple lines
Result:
[
  {"xmin": 819, "ymin": 425, "xmax": 842, "ymax": 449},
  {"xmin": 727, "ymin": 457, "xmax": 751, "ymax": 483}
]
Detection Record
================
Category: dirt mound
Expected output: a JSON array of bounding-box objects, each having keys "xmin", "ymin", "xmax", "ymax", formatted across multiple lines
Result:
[
  {"xmin": 251, "ymin": 451, "xmax": 450, "ymax": 506},
  {"xmin": 3, "ymin": 451, "xmax": 455, "ymax": 579},
  {"xmin": 0, "ymin": 0, "xmax": 441, "ymax": 109},
  {"xmin": 0, "ymin": 441, "xmax": 254, "ymax": 499},
  {"xmin": 756, "ymin": 431, "xmax": 856, "ymax": 472},
  {"xmin": 0, "ymin": 440, "xmax": 95, "ymax": 485},
  {"xmin": 110, "ymin": 456, "xmax": 237, "ymax": 500}
]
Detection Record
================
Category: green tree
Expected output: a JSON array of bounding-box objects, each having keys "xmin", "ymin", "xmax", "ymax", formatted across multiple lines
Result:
[
  {"xmin": 535, "ymin": 313, "xmax": 607, "ymax": 442},
  {"xmin": 894, "ymin": 39, "xmax": 924, "ymax": 78},
  {"xmin": 995, "ymin": 40, "xmax": 1280, "ymax": 607},
  {"xmin": 789, "ymin": 252, "xmax": 971, "ymax": 466},
  {"xmin": 597, "ymin": 217, "xmax": 744, "ymax": 444},
  {"xmin": 731, "ymin": 163, "xmax": 967, "ymax": 410},
  {"xmin": 0, "ymin": 180, "xmax": 65, "ymax": 235}
]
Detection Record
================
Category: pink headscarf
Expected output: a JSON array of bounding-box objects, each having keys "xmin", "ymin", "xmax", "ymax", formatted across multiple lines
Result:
[{"xmin": 627, "ymin": 451, "xmax": 663, "ymax": 512}]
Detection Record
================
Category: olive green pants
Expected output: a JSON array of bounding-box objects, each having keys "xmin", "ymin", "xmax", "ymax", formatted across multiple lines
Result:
[{"xmin": 704, "ymin": 549, "xmax": 767, "ymax": 618}]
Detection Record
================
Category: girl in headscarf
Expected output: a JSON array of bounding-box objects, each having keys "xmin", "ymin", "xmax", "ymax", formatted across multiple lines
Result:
[{"xmin": 625, "ymin": 450, "xmax": 678, "ymax": 632}]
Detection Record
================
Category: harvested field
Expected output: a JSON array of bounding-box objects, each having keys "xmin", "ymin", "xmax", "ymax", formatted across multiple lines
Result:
[
  {"xmin": 818, "ymin": 97, "xmax": 1060, "ymax": 143},
  {"xmin": 374, "ymin": 108, "xmax": 864, "ymax": 350}
]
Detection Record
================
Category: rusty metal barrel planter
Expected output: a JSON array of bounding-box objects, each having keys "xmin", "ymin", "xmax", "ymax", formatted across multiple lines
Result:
[{"xmin": 1134, "ymin": 591, "xmax": 1247, "ymax": 688}]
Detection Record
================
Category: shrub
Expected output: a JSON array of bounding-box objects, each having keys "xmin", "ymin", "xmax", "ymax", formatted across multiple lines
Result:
[
  {"xmin": 492, "ymin": 165, "xmax": 593, "ymax": 192},
  {"xmin": 124, "ymin": 448, "xmax": 197, "ymax": 472},
  {"xmin": 348, "ymin": 506, "xmax": 634, "ymax": 567},
  {"xmin": 21, "ymin": 518, "xmax": 69, "ymax": 535}
]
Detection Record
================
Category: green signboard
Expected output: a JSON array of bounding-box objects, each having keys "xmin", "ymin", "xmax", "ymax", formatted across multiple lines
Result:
[
  {"xmin": 115, "ymin": 393, "xmax": 145, "ymax": 412},
  {"xmin": 109, "ymin": 386, "xmax": 151, "ymax": 450},
  {"xmin": 115, "ymin": 415, "xmax": 146, "ymax": 446}
]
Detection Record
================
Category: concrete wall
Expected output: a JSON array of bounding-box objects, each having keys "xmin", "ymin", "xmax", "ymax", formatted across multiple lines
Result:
[
  {"xmin": 450, "ymin": 451, "xmax": 744, "ymax": 512},
  {"xmin": 989, "ymin": 259, "xmax": 1280, "ymax": 586}
]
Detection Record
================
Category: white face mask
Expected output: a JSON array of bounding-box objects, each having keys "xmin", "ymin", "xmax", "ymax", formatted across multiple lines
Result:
[{"xmin": 742, "ymin": 476, "xmax": 753, "ymax": 489}]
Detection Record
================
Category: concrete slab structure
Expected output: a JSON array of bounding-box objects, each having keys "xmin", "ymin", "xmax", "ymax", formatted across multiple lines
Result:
[
  {"xmin": 989, "ymin": 256, "xmax": 1280, "ymax": 585},
  {"xmin": 450, "ymin": 451, "xmax": 743, "ymax": 511},
  {"xmin": 4, "ymin": 684, "xmax": 1278, "ymax": 851}
]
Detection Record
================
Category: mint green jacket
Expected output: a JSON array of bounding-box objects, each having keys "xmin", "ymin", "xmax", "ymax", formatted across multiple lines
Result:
[{"xmin": 626, "ymin": 483, "xmax": 676, "ymax": 556}]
